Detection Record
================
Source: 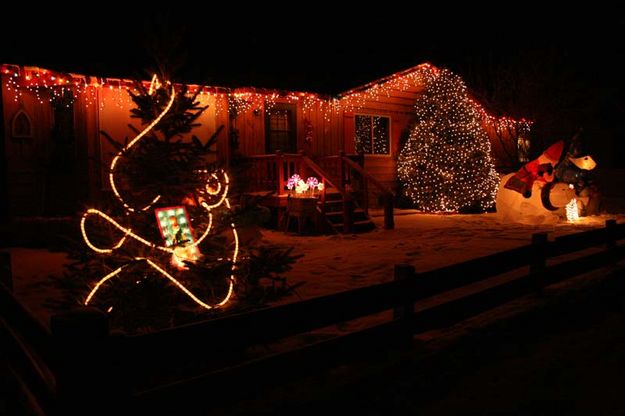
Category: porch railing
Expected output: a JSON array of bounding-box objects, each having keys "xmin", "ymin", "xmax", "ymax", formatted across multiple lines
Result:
[
  {"xmin": 243, "ymin": 152, "xmax": 356, "ymax": 232},
  {"xmin": 318, "ymin": 152, "xmax": 394, "ymax": 230}
]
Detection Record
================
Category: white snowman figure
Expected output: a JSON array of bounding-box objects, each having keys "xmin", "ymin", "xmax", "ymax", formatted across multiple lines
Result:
[
  {"xmin": 496, "ymin": 175, "xmax": 576, "ymax": 224},
  {"xmin": 496, "ymin": 139, "xmax": 595, "ymax": 224}
]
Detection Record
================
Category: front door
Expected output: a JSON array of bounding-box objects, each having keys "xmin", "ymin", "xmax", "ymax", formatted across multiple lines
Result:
[{"xmin": 265, "ymin": 103, "xmax": 296, "ymax": 154}]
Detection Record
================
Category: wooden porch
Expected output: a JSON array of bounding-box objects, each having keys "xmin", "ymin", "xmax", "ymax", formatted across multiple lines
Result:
[{"xmin": 240, "ymin": 151, "xmax": 394, "ymax": 234}]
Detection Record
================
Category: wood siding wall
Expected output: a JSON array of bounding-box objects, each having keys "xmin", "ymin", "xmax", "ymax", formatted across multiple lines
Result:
[
  {"xmin": 95, "ymin": 89, "xmax": 221, "ymax": 189},
  {"xmin": 0, "ymin": 76, "xmax": 6, "ymax": 216},
  {"xmin": 1, "ymin": 80, "xmax": 227, "ymax": 215},
  {"xmin": 234, "ymin": 103, "xmax": 265, "ymax": 156},
  {"xmin": 340, "ymin": 85, "xmax": 426, "ymax": 193},
  {"xmin": 484, "ymin": 122, "xmax": 521, "ymax": 173},
  {"xmin": 234, "ymin": 99, "xmax": 344, "ymax": 158},
  {"xmin": 2, "ymin": 70, "xmax": 518, "ymax": 214},
  {"xmin": 2, "ymin": 76, "xmax": 53, "ymax": 215},
  {"xmin": 74, "ymin": 89, "xmax": 102, "ymax": 203}
]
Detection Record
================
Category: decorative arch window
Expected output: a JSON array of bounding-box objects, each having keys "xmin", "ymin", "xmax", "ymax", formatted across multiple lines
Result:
[{"xmin": 11, "ymin": 110, "xmax": 33, "ymax": 138}]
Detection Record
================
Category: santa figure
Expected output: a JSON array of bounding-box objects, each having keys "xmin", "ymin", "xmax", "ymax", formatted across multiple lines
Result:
[
  {"xmin": 496, "ymin": 137, "xmax": 597, "ymax": 224},
  {"xmin": 503, "ymin": 140, "xmax": 563, "ymax": 198}
]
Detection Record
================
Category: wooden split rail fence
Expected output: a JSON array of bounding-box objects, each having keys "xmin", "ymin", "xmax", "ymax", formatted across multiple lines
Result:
[{"xmin": 1, "ymin": 220, "xmax": 624, "ymax": 413}]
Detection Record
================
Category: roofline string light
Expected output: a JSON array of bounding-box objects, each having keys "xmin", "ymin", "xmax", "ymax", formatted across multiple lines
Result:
[
  {"xmin": 80, "ymin": 75, "xmax": 238, "ymax": 311},
  {"xmin": 1, "ymin": 63, "xmax": 531, "ymax": 129}
]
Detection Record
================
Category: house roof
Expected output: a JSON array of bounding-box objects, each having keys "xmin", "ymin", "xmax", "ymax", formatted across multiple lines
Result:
[
  {"xmin": 338, "ymin": 63, "xmax": 437, "ymax": 97},
  {"xmin": 1, "ymin": 62, "xmax": 530, "ymax": 128},
  {"xmin": 1, "ymin": 62, "xmax": 438, "ymax": 100}
]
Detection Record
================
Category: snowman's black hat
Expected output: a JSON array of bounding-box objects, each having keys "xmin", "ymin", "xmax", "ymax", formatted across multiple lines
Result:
[{"xmin": 563, "ymin": 128, "xmax": 588, "ymax": 159}]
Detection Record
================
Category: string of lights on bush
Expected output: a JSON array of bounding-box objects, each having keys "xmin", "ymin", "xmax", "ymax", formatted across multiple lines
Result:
[
  {"xmin": 397, "ymin": 69, "xmax": 501, "ymax": 213},
  {"xmin": 80, "ymin": 75, "xmax": 239, "ymax": 311}
]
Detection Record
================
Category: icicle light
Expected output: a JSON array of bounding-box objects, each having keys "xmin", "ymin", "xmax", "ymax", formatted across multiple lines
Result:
[
  {"xmin": 0, "ymin": 63, "xmax": 435, "ymax": 117},
  {"xmin": 2, "ymin": 63, "xmax": 529, "ymax": 131}
]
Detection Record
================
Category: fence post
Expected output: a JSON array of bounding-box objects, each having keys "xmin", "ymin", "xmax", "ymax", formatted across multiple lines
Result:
[
  {"xmin": 530, "ymin": 232, "xmax": 548, "ymax": 291},
  {"xmin": 0, "ymin": 251, "xmax": 12, "ymax": 290},
  {"xmin": 606, "ymin": 219, "xmax": 617, "ymax": 265},
  {"xmin": 51, "ymin": 307, "xmax": 112, "ymax": 414},
  {"xmin": 394, "ymin": 264, "xmax": 416, "ymax": 343}
]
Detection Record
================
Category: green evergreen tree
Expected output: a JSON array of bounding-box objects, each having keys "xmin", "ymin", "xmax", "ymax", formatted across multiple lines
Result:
[
  {"xmin": 48, "ymin": 75, "xmax": 298, "ymax": 333},
  {"xmin": 397, "ymin": 69, "xmax": 499, "ymax": 213}
]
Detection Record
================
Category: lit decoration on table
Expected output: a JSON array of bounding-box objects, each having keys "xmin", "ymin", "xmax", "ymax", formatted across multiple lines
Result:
[
  {"xmin": 306, "ymin": 177, "xmax": 319, "ymax": 189},
  {"xmin": 397, "ymin": 68, "xmax": 499, "ymax": 212},
  {"xmin": 286, "ymin": 174, "xmax": 302, "ymax": 191},
  {"xmin": 80, "ymin": 75, "xmax": 239, "ymax": 311},
  {"xmin": 286, "ymin": 174, "xmax": 323, "ymax": 197}
]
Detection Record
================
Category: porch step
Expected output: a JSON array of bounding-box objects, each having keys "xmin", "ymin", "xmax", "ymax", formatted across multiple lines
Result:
[
  {"xmin": 316, "ymin": 187, "xmax": 376, "ymax": 233},
  {"xmin": 331, "ymin": 219, "xmax": 376, "ymax": 233},
  {"xmin": 321, "ymin": 202, "xmax": 375, "ymax": 233},
  {"xmin": 323, "ymin": 208, "xmax": 369, "ymax": 224}
]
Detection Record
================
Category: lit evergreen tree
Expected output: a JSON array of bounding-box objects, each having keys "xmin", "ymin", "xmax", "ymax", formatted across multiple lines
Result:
[
  {"xmin": 397, "ymin": 69, "xmax": 499, "ymax": 213},
  {"xmin": 46, "ymin": 75, "xmax": 297, "ymax": 333}
]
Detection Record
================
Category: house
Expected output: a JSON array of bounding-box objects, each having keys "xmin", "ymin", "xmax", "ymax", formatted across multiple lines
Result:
[{"xmin": 0, "ymin": 63, "xmax": 526, "ymax": 231}]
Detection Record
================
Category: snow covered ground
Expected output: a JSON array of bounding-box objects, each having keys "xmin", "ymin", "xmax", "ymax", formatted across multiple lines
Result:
[
  {"xmin": 3, "ymin": 210, "xmax": 624, "ymax": 326},
  {"xmin": 264, "ymin": 210, "xmax": 625, "ymax": 301}
]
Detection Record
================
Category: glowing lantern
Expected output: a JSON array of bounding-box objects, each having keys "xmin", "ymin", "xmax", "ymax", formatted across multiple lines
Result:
[{"xmin": 566, "ymin": 199, "xmax": 579, "ymax": 222}]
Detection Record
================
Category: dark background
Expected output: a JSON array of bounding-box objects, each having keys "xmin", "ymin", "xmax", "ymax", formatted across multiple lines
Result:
[{"xmin": 2, "ymin": 7, "xmax": 624, "ymax": 165}]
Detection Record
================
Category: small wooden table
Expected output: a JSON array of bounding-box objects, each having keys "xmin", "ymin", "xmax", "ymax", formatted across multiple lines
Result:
[{"xmin": 284, "ymin": 196, "xmax": 318, "ymax": 234}]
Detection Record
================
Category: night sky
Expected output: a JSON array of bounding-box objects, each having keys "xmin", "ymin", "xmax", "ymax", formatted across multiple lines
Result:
[{"xmin": 2, "ymin": 7, "xmax": 625, "ymax": 164}]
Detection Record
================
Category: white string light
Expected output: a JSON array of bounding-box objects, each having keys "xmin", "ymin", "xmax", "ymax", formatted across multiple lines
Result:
[
  {"xmin": 4, "ymin": 63, "xmax": 530, "ymax": 214},
  {"xmin": 1, "ymin": 63, "xmax": 476, "ymax": 117},
  {"xmin": 397, "ymin": 69, "xmax": 500, "ymax": 213},
  {"xmin": 566, "ymin": 198, "xmax": 579, "ymax": 222}
]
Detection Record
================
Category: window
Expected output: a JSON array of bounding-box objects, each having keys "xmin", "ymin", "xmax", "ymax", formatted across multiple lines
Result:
[
  {"xmin": 517, "ymin": 136, "xmax": 530, "ymax": 162},
  {"xmin": 266, "ymin": 103, "xmax": 296, "ymax": 153},
  {"xmin": 355, "ymin": 114, "xmax": 390, "ymax": 155}
]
